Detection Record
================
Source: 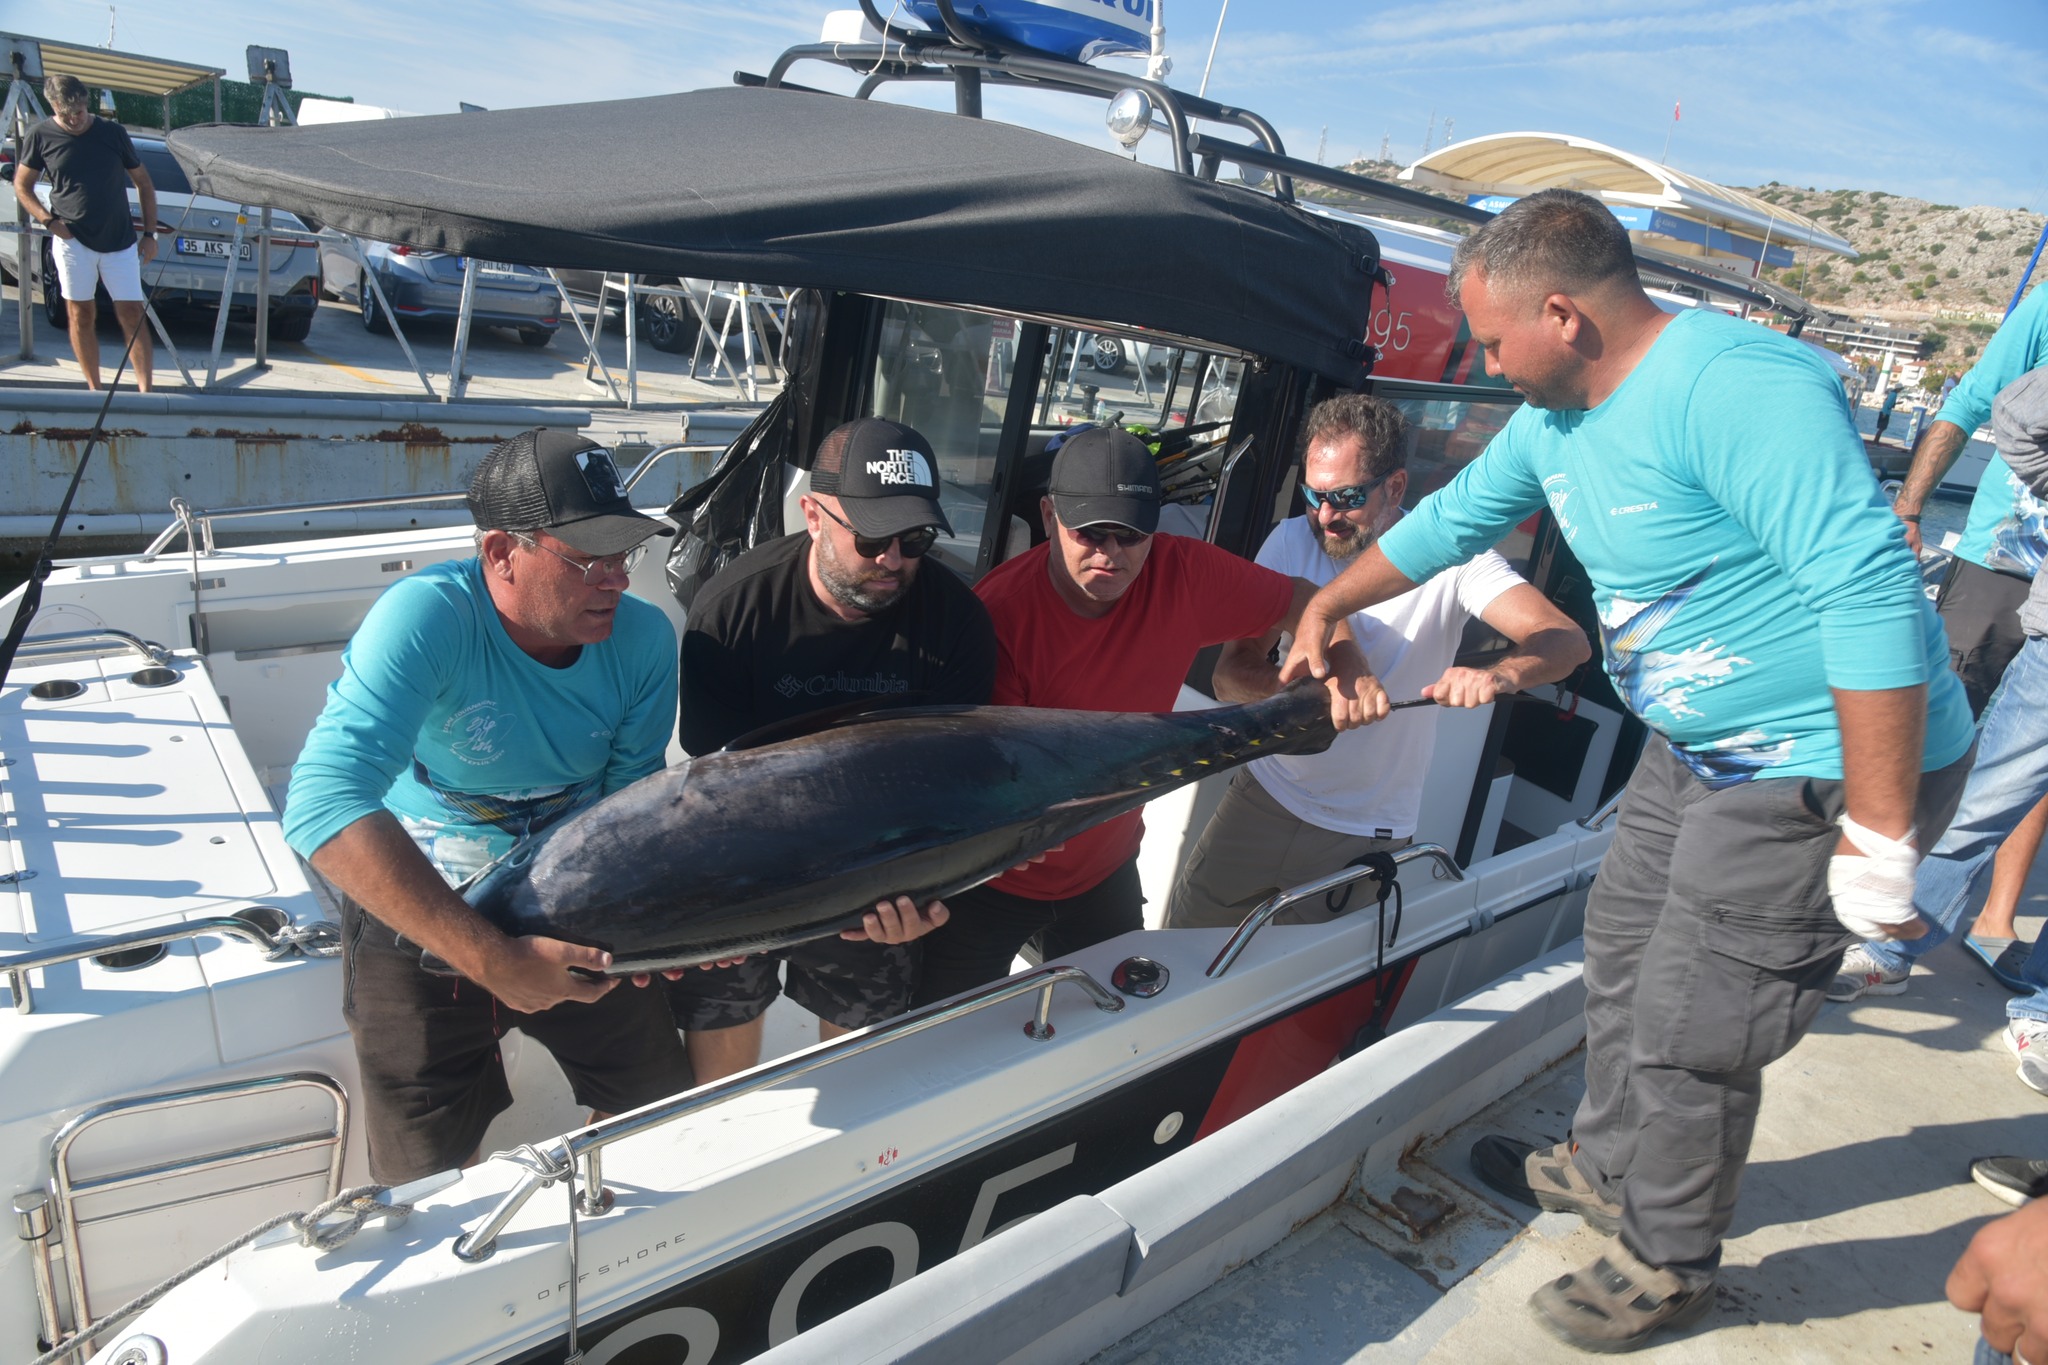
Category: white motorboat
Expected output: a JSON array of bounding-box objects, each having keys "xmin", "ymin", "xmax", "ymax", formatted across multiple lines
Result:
[{"xmin": 0, "ymin": 21, "xmax": 1684, "ymax": 1364}]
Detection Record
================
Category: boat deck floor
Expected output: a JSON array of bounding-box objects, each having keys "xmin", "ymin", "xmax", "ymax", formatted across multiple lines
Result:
[{"xmin": 1095, "ymin": 891, "xmax": 2048, "ymax": 1363}]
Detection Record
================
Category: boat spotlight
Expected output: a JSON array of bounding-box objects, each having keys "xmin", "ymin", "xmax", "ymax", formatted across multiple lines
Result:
[{"xmin": 1106, "ymin": 88, "xmax": 1154, "ymax": 150}]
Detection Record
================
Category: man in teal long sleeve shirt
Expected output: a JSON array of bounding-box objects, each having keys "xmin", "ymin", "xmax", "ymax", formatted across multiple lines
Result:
[
  {"xmin": 1285, "ymin": 190, "xmax": 1975, "ymax": 1353},
  {"xmin": 1851, "ymin": 282, "xmax": 2048, "ymax": 981},
  {"xmin": 285, "ymin": 430, "xmax": 695, "ymax": 1182}
]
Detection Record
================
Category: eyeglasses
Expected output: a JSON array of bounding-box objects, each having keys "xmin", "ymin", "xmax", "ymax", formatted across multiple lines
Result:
[
  {"xmin": 1301, "ymin": 474, "xmax": 1390, "ymax": 511},
  {"xmin": 516, "ymin": 535, "xmax": 646, "ymax": 585},
  {"xmin": 1067, "ymin": 522, "xmax": 1152, "ymax": 550},
  {"xmin": 815, "ymin": 501, "xmax": 940, "ymax": 559}
]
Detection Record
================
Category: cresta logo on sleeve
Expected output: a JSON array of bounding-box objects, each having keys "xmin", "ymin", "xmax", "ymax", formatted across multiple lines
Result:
[{"xmin": 865, "ymin": 449, "xmax": 936, "ymax": 490}]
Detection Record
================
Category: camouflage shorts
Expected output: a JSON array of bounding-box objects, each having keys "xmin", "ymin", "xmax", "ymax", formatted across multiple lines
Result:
[{"xmin": 664, "ymin": 936, "xmax": 919, "ymax": 1031}]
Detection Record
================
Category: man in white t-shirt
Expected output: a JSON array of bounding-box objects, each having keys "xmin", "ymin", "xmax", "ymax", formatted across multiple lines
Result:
[{"xmin": 1165, "ymin": 393, "xmax": 1590, "ymax": 929}]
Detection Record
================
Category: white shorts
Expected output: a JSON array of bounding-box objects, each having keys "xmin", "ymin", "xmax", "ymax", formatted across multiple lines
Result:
[{"xmin": 51, "ymin": 235, "xmax": 144, "ymax": 304}]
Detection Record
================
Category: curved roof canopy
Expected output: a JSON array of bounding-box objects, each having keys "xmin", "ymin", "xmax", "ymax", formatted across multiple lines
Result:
[
  {"xmin": 1402, "ymin": 132, "xmax": 1854, "ymax": 259},
  {"xmin": 10, "ymin": 33, "xmax": 223, "ymax": 97},
  {"xmin": 170, "ymin": 87, "xmax": 1382, "ymax": 383}
]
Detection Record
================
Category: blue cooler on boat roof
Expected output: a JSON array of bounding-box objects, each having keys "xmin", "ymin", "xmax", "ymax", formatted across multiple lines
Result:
[{"xmin": 902, "ymin": 0, "xmax": 1152, "ymax": 62}]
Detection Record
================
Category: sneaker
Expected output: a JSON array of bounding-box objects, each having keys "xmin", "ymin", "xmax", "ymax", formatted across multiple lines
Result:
[
  {"xmin": 1470, "ymin": 1135, "xmax": 1623, "ymax": 1233},
  {"xmin": 1827, "ymin": 943, "xmax": 1910, "ymax": 1003},
  {"xmin": 2005, "ymin": 1020, "xmax": 2048, "ymax": 1097},
  {"xmin": 1970, "ymin": 1156, "xmax": 2048, "ymax": 1207},
  {"xmin": 1529, "ymin": 1235, "xmax": 1715, "ymax": 1353}
]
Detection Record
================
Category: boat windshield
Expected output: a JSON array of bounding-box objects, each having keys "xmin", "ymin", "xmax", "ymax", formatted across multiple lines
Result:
[{"xmin": 864, "ymin": 301, "xmax": 1250, "ymax": 571}]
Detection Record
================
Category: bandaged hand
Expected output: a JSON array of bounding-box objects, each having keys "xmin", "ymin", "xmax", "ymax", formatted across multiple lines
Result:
[{"xmin": 1827, "ymin": 814, "xmax": 1923, "ymax": 940}]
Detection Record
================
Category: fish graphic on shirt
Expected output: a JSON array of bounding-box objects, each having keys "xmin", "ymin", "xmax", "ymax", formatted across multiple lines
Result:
[
  {"xmin": 1983, "ymin": 475, "xmax": 2048, "ymax": 577},
  {"xmin": 1597, "ymin": 562, "xmax": 1792, "ymax": 788}
]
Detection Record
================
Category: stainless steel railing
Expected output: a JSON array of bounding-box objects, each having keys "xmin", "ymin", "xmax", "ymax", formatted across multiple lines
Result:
[
  {"xmin": 1205, "ymin": 842, "xmax": 1463, "ymax": 979},
  {"xmin": 0, "ymin": 906, "xmax": 339, "ymax": 1015},
  {"xmin": 45, "ymin": 1072, "xmax": 348, "ymax": 1348},
  {"xmin": 1577, "ymin": 789, "xmax": 1625, "ymax": 832},
  {"xmin": 140, "ymin": 491, "xmax": 474, "ymax": 560},
  {"xmin": 136, "ymin": 440, "xmax": 720, "ymax": 561},
  {"xmin": 10, "ymin": 630, "xmax": 174, "ymax": 668},
  {"xmin": 453, "ymin": 963, "xmax": 1128, "ymax": 1261}
]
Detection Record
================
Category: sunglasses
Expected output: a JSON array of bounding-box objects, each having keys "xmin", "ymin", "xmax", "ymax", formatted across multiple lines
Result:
[
  {"xmin": 517, "ymin": 536, "xmax": 646, "ymax": 585},
  {"xmin": 1067, "ymin": 522, "xmax": 1152, "ymax": 550},
  {"xmin": 817, "ymin": 501, "xmax": 940, "ymax": 559},
  {"xmin": 1301, "ymin": 474, "xmax": 1390, "ymax": 511}
]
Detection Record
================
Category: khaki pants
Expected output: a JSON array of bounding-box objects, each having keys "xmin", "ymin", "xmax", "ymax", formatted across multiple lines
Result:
[{"xmin": 1164, "ymin": 768, "xmax": 1410, "ymax": 929}]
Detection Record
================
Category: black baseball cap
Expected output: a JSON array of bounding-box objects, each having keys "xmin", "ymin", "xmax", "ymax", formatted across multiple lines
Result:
[
  {"xmin": 467, "ymin": 429, "xmax": 673, "ymax": 557},
  {"xmin": 809, "ymin": 418, "xmax": 954, "ymax": 539},
  {"xmin": 1048, "ymin": 426, "xmax": 1161, "ymax": 534}
]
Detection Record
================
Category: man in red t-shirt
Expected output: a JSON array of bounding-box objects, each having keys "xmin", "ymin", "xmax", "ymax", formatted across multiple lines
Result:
[{"xmin": 911, "ymin": 426, "xmax": 1381, "ymax": 1003}]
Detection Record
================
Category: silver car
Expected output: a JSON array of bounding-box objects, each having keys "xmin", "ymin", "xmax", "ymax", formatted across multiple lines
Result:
[
  {"xmin": 3, "ymin": 134, "xmax": 324, "ymax": 341},
  {"xmin": 318, "ymin": 233, "xmax": 561, "ymax": 346}
]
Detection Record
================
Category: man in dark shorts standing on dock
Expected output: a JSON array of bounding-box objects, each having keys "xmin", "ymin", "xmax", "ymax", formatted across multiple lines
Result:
[
  {"xmin": 283, "ymin": 430, "xmax": 692, "ymax": 1183},
  {"xmin": 911, "ymin": 426, "xmax": 1379, "ymax": 1005},
  {"xmin": 12, "ymin": 73, "xmax": 157, "ymax": 392},
  {"xmin": 1285, "ymin": 189, "xmax": 1975, "ymax": 1353},
  {"xmin": 671, "ymin": 418, "xmax": 991, "ymax": 1082}
]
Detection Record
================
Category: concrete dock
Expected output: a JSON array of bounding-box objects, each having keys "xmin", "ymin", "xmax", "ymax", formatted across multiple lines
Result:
[{"xmin": 1095, "ymin": 898, "xmax": 2048, "ymax": 1362}]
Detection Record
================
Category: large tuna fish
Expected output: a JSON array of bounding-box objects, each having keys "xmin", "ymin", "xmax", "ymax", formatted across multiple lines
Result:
[{"xmin": 463, "ymin": 685, "xmax": 1337, "ymax": 973}]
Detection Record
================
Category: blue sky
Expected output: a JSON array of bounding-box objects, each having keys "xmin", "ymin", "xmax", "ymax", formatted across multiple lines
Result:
[{"xmin": 26, "ymin": 0, "xmax": 2048, "ymax": 210}]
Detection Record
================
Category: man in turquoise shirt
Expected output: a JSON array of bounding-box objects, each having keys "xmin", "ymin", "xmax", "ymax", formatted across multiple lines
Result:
[
  {"xmin": 1851, "ymin": 282, "xmax": 2048, "ymax": 987},
  {"xmin": 1286, "ymin": 190, "xmax": 1974, "ymax": 1352},
  {"xmin": 285, "ymin": 430, "xmax": 692, "ymax": 1182}
]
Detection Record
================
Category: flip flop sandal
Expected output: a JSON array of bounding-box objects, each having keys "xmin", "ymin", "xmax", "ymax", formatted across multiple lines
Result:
[
  {"xmin": 1470, "ymin": 1135, "xmax": 1623, "ymax": 1233},
  {"xmin": 1531, "ymin": 1236, "xmax": 1716, "ymax": 1354},
  {"xmin": 1966, "ymin": 935, "xmax": 2031, "ymax": 992}
]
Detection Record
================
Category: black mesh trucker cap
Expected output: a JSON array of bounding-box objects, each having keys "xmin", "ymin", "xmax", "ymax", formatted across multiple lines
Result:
[
  {"xmin": 808, "ymin": 418, "xmax": 953, "ymax": 539},
  {"xmin": 467, "ymin": 429, "xmax": 673, "ymax": 557},
  {"xmin": 1048, "ymin": 426, "xmax": 1161, "ymax": 534}
]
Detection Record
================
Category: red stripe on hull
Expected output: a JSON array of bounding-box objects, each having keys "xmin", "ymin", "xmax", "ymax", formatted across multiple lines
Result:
[{"xmin": 1191, "ymin": 958, "xmax": 1418, "ymax": 1141}]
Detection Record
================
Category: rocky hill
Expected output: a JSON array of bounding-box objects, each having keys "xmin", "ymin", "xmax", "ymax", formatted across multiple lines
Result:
[
  {"xmin": 1304, "ymin": 161, "xmax": 2043, "ymax": 376},
  {"xmin": 1742, "ymin": 185, "xmax": 2043, "ymax": 347}
]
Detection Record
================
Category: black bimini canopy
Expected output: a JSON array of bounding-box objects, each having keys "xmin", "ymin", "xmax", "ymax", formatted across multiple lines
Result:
[{"xmin": 169, "ymin": 86, "xmax": 1380, "ymax": 383}]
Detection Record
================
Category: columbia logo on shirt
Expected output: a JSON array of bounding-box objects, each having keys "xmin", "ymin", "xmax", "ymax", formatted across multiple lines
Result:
[{"xmin": 866, "ymin": 449, "xmax": 935, "ymax": 489}]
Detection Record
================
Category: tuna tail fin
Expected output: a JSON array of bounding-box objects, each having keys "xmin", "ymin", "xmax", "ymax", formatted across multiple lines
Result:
[{"xmin": 719, "ymin": 693, "xmax": 984, "ymax": 751}]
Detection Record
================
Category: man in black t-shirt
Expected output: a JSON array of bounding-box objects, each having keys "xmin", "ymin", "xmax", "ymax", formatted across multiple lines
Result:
[
  {"xmin": 12, "ymin": 75, "xmax": 157, "ymax": 391},
  {"xmin": 672, "ymin": 418, "xmax": 997, "ymax": 1080}
]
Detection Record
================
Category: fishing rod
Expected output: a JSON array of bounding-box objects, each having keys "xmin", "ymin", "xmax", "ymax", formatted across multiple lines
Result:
[
  {"xmin": 1387, "ymin": 692, "xmax": 1567, "ymax": 712},
  {"xmin": 0, "ymin": 268, "xmax": 162, "ymax": 688}
]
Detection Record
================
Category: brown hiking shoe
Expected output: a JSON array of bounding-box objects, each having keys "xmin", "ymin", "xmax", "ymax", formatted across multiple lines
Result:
[
  {"xmin": 1469, "ymin": 1135, "xmax": 1622, "ymax": 1233},
  {"xmin": 1530, "ymin": 1236, "xmax": 1715, "ymax": 1353}
]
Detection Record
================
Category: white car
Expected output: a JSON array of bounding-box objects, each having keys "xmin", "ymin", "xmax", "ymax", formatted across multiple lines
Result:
[{"xmin": 2, "ymin": 132, "xmax": 323, "ymax": 340}]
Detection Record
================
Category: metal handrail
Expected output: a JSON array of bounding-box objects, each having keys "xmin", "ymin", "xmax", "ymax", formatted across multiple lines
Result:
[
  {"xmin": 622, "ymin": 440, "xmax": 728, "ymax": 493},
  {"xmin": 0, "ymin": 907, "xmax": 334, "ymax": 1015},
  {"xmin": 141, "ymin": 491, "xmax": 475, "ymax": 560},
  {"xmin": 11, "ymin": 630, "xmax": 173, "ymax": 668},
  {"xmin": 1577, "ymin": 789, "xmax": 1625, "ymax": 832},
  {"xmin": 1203, "ymin": 437, "xmax": 1254, "ymax": 544},
  {"xmin": 454, "ymin": 963, "xmax": 1128, "ymax": 1261},
  {"xmin": 1206, "ymin": 842, "xmax": 1463, "ymax": 979},
  {"xmin": 47, "ymin": 1072, "xmax": 347, "ymax": 1347},
  {"xmin": 135, "ymin": 440, "xmax": 721, "ymax": 561}
]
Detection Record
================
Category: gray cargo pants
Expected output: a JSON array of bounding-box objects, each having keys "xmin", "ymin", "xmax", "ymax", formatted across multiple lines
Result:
[{"xmin": 1570, "ymin": 736, "xmax": 1971, "ymax": 1284}]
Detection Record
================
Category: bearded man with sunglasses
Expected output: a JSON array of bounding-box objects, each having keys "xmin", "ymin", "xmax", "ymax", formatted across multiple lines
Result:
[
  {"xmin": 284, "ymin": 430, "xmax": 691, "ymax": 1183},
  {"xmin": 911, "ymin": 426, "xmax": 1381, "ymax": 1005},
  {"xmin": 672, "ymin": 419, "xmax": 996, "ymax": 1081},
  {"xmin": 1165, "ymin": 393, "xmax": 1588, "ymax": 930}
]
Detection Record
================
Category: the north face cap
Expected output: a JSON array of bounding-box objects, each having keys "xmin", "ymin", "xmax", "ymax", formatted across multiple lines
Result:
[{"xmin": 808, "ymin": 418, "xmax": 954, "ymax": 539}]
